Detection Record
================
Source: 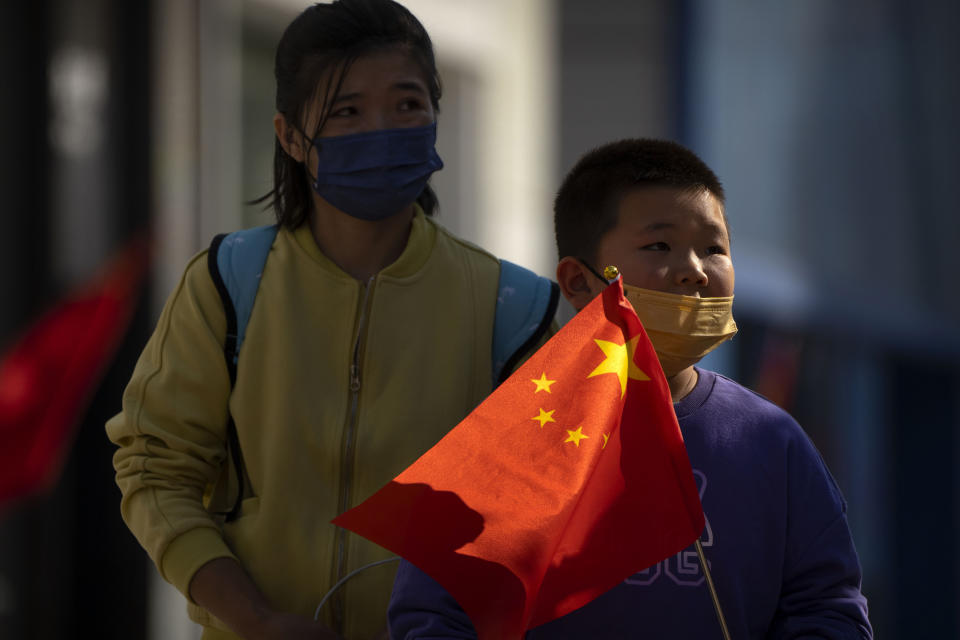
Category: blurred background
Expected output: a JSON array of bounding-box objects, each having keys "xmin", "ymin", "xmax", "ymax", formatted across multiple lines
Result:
[{"xmin": 1, "ymin": 0, "xmax": 957, "ymax": 637}]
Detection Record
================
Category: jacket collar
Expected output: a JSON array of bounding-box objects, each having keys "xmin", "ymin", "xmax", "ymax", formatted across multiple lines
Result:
[{"xmin": 291, "ymin": 205, "xmax": 436, "ymax": 280}]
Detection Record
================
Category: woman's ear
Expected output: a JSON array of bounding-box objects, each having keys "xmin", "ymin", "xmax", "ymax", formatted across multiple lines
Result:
[
  {"xmin": 274, "ymin": 112, "xmax": 307, "ymax": 163},
  {"xmin": 556, "ymin": 256, "xmax": 600, "ymax": 312}
]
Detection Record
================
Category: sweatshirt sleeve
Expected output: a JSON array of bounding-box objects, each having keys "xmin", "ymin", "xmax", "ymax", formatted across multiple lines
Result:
[
  {"xmin": 389, "ymin": 559, "xmax": 479, "ymax": 639},
  {"xmin": 768, "ymin": 432, "xmax": 873, "ymax": 639},
  {"xmin": 105, "ymin": 252, "xmax": 238, "ymax": 600}
]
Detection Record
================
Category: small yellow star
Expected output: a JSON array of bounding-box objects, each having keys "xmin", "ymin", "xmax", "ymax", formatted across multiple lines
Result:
[
  {"xmin": 587, "ymin": 336, "xmax": 650, "ymax": 397},
  {"xmin": 532, "ymin": 408, "xmax": 556, "ymax": 428},
  {"xmin": 602, "ymin": 433, "xmax": 609, "ymax": 449},
  {"xmin": 564, "ymin": 426, "xmax": 589, "ymax": 447},
  {"xmin": 531, "ymin": 373, "xmax": 556, "ymax": 393}
]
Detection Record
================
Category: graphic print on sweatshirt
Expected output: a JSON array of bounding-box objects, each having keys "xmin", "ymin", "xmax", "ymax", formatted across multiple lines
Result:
[{"xmin": 624, "ymin": 470, "xmax": 712, "ymax": 587}]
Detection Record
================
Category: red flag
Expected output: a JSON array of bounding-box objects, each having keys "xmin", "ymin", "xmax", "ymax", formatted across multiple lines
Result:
[
  {"xmin": 334, "ymin": 279, "xmax": 705, "ymax": 639},
  {"xmin": 0, "ymin": 236, "xmax": 149, "ymax": 508}
]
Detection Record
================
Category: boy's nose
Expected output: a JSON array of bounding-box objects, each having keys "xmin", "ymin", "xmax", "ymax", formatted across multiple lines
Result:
[{"xmin": 674, "ymin": 251, "xmax": 709, "ymax": 289}]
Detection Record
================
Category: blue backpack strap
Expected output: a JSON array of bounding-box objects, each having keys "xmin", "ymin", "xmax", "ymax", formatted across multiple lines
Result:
[
  {"xmin": 492, "ymin": 260, "xmax": 559, "ymax": 387},
  {"xmin": 206, "ymin": 223, "xmax": 277, "ymax": 521},
  {"xmin": 207, "ymin": 224, "xmax": 279, "ymax": 377}
]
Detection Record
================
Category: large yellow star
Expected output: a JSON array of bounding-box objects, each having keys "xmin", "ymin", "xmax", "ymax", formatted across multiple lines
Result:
[
  {"xmin": 531, "ymin": 372, "xmax": 556, "ymax": 393},
  {"xmin": 532, "ymin": 408, "xmax": 556, "ymax": 428},
  {"xmin": 587, "ymin": 335, "xmax": 650, "ymax": 397},
  {"xmin": 564, "ymin": 426, "xmax": 589, "ymax": 447}
]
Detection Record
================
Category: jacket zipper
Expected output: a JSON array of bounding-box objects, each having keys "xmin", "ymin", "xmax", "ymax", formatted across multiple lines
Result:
[{"xmin": 331, "ymin": 276, "xmax": 375, "ymax": 633}]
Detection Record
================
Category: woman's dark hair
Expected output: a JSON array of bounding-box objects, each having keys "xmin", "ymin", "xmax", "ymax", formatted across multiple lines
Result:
[{"xmin": 259, "ymin": 0, "xmax": 442, "ymax": 229}]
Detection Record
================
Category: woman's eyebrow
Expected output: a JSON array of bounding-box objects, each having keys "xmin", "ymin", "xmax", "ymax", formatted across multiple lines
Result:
[
  {"xmin": 332, "ymin": 81, "xmax": 426, "ymax": 105},
  {"xmin": 391, "ymin": 80, "xmax": 429, "ymax": 94},
  {"xmin": 330, "ymin": 91, "xmax": 361, "ymax": 105}
]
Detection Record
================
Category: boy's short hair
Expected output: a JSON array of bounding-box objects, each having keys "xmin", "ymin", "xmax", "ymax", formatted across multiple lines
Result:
[{"xmin": 554, "ymin": 138, "xmax": 726, "ymax": 263}]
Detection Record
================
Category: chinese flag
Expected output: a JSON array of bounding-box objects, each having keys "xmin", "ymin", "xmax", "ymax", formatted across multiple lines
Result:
[
  {"xmin": 0, "ymin": 236, "xmax": 149, "ymax": 508},
  {"xmin": 333, "ymin": 279, "xmax": 704, "ymax": 639}
]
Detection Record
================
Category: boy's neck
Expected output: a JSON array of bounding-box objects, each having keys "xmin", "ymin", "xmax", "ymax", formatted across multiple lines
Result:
[{"xmin": 668, "ymin": 367, "xmax": 698, "ymax": 403}]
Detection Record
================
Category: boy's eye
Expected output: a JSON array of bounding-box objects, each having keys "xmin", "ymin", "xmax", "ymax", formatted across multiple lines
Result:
[
  {"xmin": 641, "ymin": 242, "xmax": 670, "ymax": 251},
  {"xmin": 706, "ymin": 245, "xmax": 727, "ymax": 255}
]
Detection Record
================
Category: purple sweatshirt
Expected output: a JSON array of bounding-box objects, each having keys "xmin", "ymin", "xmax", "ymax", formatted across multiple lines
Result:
[{"xmin": 388, "ymin": 368, "xmax": 872, "ymax": 639}]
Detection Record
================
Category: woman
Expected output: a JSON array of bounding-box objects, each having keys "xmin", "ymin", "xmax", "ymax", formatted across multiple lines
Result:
[{"xmin": 107, "ymin": 2, "xmax": 556, "ymax": 639}]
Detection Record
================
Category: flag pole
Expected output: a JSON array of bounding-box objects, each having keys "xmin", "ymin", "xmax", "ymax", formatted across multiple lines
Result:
[{"xmin": 695, "ymin": 539, "xmax": 732, "ymax": 640}]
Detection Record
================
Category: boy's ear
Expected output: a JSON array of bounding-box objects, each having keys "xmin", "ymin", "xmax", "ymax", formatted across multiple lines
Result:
[
  {"xmin": 274, "ymin": 112, "xmax": 307, "ymax": 163},
  {"xmin": 556, "ymin": 256, "xmax": 598, "ymax": 312}
]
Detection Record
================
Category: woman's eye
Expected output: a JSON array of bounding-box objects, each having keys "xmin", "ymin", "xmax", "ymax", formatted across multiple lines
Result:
[
  {"xmin": 399, "ymin": 98, "xmax": 425, "ymax": 112},
  {"xmin": 641, "ymin": 242, "xmax": 670, "ymax": 251},
  {"xmin": 330, "ymin": 106, "xmax": 357, "ymax": 118}
]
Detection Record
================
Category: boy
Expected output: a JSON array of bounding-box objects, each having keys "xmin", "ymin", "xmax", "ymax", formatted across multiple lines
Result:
[{"xmin": 388, "ymin": 139, "xmax": 872, "ymax": 638}]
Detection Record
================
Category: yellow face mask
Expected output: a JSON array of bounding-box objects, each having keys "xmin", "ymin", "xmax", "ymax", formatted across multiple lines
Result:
[
  {"xmin": 580, "ymin": 262, "xmax": 738, "ymax": 377},
  {"xmin": 621, "ymin": 284, "xmax": 737, "ymax": 378}
]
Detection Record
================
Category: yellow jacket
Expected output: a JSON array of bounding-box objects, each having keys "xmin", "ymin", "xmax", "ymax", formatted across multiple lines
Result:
[{"xmin": 107, "ymin": 213, "xmax": 544, "ymax": 638}]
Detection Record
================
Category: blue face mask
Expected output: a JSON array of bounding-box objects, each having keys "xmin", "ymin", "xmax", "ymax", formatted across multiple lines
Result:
[{"xmin": 310, "ymin": 122, "xmax": 444, "ymax": 221}]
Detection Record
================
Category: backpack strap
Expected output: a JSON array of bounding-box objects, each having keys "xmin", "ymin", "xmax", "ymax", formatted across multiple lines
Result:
[
  {"xmin": 492, "ymin": 260, "xmax": 559, "ymax": 387},
  {"xmin": 206, "ymin": 224, "xmax": 278, "ymax": 521},
  {"xmin": 209, "ymin": 225, "xmax": 279, "ymax": 374}
]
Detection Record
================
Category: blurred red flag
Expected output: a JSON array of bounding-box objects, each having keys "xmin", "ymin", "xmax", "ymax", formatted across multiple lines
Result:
[
  {"xmin": 334, "ymin": 279, "xmax": 704, "ymax": 639},
  {"xmin": 0, "ymin": 236, "xmax": 149, "ymax": 508}
]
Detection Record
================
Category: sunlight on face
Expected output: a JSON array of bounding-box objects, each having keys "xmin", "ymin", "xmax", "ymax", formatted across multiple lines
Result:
[{"xmin": 594, "ymin": 187, "xmax": 734, "ymax": 299}]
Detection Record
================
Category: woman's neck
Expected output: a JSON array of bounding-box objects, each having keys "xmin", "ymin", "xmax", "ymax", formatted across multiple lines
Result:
[{"xmin": 309, "ymin": 199, "xmax": 415, "ymax": 282}]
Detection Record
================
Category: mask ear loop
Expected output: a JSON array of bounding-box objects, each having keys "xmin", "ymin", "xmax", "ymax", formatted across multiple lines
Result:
[
  {"xmin": 291, "ymin": 60, "xmax": 349, "ymax": 191},
  {"xmin": 288, "ymin": 123, "xmax": 325, "ymax": 191},
  {"xmin": 578, "ymin": 258, "xmax": 612, "ymax": 285},
  {"xmin": 279, "ymin": 117, "xmax": 324, "ymax": 191}
]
